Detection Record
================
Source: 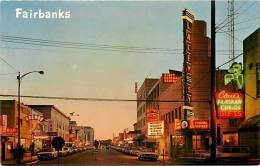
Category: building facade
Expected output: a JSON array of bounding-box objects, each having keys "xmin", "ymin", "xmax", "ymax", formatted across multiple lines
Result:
[
  {"xmin": 239, "ymin": 28, "xmax": 260, "ymax": 157},
  {"xmin": 0, "ymin": 100, "xmax": 35, "ymax": 160},
  {"xmin": 136, "ymin": 78, "xmax": 159, "ymax": 132},
  {"xmin": 29, "ymin": 105, "xmax": 70, "ymax": 142}
]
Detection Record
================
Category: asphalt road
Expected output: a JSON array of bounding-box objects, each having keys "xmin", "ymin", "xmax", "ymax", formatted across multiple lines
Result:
[{"xmin": 38, "ymin": 148, "xmax": 172, "ymax": 165}]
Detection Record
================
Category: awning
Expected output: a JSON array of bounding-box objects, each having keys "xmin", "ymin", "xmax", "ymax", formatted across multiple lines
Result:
[{"xmin": 238, "ymin": 114, "xmax": 260, "ymax": 132}]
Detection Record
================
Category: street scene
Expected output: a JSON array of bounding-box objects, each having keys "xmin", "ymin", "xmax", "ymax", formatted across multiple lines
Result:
[{"xmin": 0, "ymin": 0, "xmax": 260, "ymax": 165}]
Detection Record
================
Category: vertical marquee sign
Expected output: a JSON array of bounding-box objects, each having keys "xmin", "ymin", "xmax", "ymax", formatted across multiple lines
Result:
[{"xmin": 182, "ymin": 9, "xmax": 194, "ymax": 106}]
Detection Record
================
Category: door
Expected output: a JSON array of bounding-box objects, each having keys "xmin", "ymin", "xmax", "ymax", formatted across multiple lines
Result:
[{"xmin": 1, "ymin": 142, "xmax": 5, "ymax": 161}]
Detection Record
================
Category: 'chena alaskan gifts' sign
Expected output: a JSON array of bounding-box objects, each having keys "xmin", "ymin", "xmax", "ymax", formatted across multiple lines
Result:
[{"xmin": 216, "ymin": 90, "xmax": 244, "ymax": 119}]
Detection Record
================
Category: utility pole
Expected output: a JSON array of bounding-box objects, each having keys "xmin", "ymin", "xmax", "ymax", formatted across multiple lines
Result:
[
  {"xmin": 17, "ymin": 72, "xmax": 21, "ymax": 164},
  {"xmin": 210, "ymin": 0, "xmax": 217, "ymax": 163},
  {"xmin": 228, "ymin": 0, "xmax": 235, "ymax": 66}
]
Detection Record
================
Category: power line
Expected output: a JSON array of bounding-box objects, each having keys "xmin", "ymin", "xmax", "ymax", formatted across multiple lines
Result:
[
  {"xmin": 0, "ymin": 56, "xmax": 19, "ymax": 72},
  {"xmin": 0, "ymin": 94, "xmax": 210, "ymax": 103},
  {"xmin": 216, "ymin": 1, "xmax": 257, "ymax": 32},
  {"xmin": 0, "ymin": 35, "xmax": 241, "ymax": 55}
]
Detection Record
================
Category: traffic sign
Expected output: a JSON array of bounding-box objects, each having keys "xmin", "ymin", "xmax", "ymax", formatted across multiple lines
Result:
[{"xmin": 52, "ymin": 136, "xmax": 65, "ymax": 151}]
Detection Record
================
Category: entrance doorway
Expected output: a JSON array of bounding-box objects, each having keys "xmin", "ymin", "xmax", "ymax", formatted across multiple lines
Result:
[{"xmin": 1, "ymin": 142, "xmax": 5, "ymax": 161}]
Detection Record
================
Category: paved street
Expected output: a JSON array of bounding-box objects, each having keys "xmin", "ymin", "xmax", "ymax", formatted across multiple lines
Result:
[{"xmin": 38, "ymin": 148, "xmax": 173, "ymax": 165}]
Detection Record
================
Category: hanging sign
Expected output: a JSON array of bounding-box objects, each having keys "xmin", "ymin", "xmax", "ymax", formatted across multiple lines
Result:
[
  {"xmin": 216, "ymin": 90, "xmax": 244, "ymax": 119},
  {"xmin": 146, "ymin": 109, "xmax": 160, "ymax": 122},
  {"xmin": 147, "ymin": 121, "xmax": 164, "ymax": 136}
]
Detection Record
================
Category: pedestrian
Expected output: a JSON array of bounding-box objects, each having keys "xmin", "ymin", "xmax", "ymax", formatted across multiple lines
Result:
[{"xmin": 29, "ymin": 143, "xmax": 35, "ymax": 156}]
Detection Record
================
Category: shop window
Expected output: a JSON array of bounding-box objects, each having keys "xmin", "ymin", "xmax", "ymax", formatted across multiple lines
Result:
[
  {"xmin": 192, "ymin": 135, "xmax": 201, "ymax": 150},
  {"xmin": 257, "ymin": 63, "xmax": 260, "ymax": 98},
  {"xmin": 223, "ymin": 133, "xmax": 238, "ymax": 146}
]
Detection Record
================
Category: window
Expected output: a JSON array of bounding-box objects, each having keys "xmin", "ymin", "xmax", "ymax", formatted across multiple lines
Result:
[
  {"xmin": 179, "ymin": 107, "xmax": 182, "ymax": 120},
  {"xmin": 257, "ymin": 63, "xmax": 260, "ymax": 98},
  {"xmin": 175, "ymin": 109, "xmax": 178, "ymax": 119},
  {"xmin": 171, "ymin": 110, "xmax": 174, "ymax": 121}
]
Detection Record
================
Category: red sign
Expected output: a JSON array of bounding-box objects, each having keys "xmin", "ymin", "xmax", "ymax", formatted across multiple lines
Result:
[
  {"xmin": 0, "ymin": 128, "xmax": 17, "ymax": 135},
  {"xmin": 146, "ymin": 109, "xmax": 160, "ymax": 122},
  {"xmin": 162, "ymin": 73, "xmax": 179, "ymax": 83},
  {"xmin": 189, "ymin": 120, "xmax": 210, "ymax": 130},
  {"xmin": 216, "ymin": 90, "xmax": 244, "ymax": 119}
]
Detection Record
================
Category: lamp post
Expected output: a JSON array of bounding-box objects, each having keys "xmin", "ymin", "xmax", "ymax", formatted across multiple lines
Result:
[{"xmin": 17, "ymin": 70, "xmax": 44, "ymax": 164}]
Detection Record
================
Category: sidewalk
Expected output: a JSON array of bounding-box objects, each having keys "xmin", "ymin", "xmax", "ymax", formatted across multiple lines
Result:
[
  {"xmin": 1, "ymin": 155, "xmax": 39, "ymax": 165},
  {"xmin": 158, "ymin": 155, "xmax": 175, "ymax": 164}
]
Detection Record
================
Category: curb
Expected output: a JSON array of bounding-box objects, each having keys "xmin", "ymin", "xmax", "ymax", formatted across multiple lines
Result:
[{"xmin": 25, "ymin": 160, "xmax": 39, "ymax": 165}]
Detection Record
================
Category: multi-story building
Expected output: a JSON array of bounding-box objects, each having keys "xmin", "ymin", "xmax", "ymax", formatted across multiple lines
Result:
[
  {"xmin": 84, "ymin": 126, "xmax": 94, "ymax": 146},
  {"xmin": 0, "ymin": 100, "xmax": 38, "ymax": 161},
  {"xmin": 136, "ymin": 78, "xmax": 159, "ymax": 132},
  {"xmin": 239, "ymin": 28, "xmax": 260, "ymax": 157},
  {"xmin": 29, "ymin": 105, "xmax": 70, "ymax": 142}
]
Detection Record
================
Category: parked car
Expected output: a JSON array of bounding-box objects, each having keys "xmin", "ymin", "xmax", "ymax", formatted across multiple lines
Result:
[
  {"xmin": 58, "ymin": 147, "xmax": 70, "ymax": 156},
  {"xmin": 138, "ymin": 151, "xmax": 158, "ymax": 161},
  {"xmin": 37, "ymin": 148, "xmax": 58, "ymax": 160}
]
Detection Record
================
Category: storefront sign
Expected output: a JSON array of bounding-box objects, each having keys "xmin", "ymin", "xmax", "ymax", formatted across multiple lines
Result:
[
  {"xmin": 146, "ymin": 109, "xmax": 160, "ymax": 122},
  {"xmin": 189, "ymin": 120, "xmax": 210, "ymax": 130},
  {"xmin": 0, "ymin": 128, "xmax": 17, "ymax": 135},
  {"xmin": 216, "ymin": 90, "xmax": 244, "ymax": 119},
  {"xmin": 147, "ymin": 121, "xmax": 164, "ymax": 136},
  {"xmin": 182, "ymin": 9, "xmax": 194, "ymax": 105},
  {"xmin": 1, "ymin": 115, "xmax": 7, "ymax": 132},
  {"xmin": 25, "ymin": 115, "xmax": 44, "ymax": 122},
  {"xmin": 224, "ymin": 62, "xmax": 244, "ymax": 90},
  {"xmin": 162, "ymin": 73, "xmax": 179, "ymax": 83}
]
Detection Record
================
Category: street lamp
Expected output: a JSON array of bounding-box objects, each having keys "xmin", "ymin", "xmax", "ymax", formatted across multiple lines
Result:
[{"xmin": 17, "ymin": 71, "xmax": 44, "ymax": 164}]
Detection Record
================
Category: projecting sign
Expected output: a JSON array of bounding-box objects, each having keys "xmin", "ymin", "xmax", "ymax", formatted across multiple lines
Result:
[
  {"xmin": 182, "ymin": 9, "xmax": 194, "ymax": 105},
  {"xmin": 224, "ymin": 62, "xmax": 244, "ymax": 90},
  {"xmin": 1, "ymin": 115, "xmax": 7, "ymax": 132},
  {"xmin": 146, "ymin": 109, "xmax": 160, "ymax": 122},
  {"xmin": 147, "ymin": 121, "xmax": 164, "ymax": 136},
  {"xmin": 216, "ymin": 90, "xmax": 244, "ymax": 119}
]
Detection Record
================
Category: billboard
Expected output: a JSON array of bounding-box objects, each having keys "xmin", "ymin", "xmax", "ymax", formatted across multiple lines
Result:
[
  {"xmin": 216, "ymin": 90, "xmax": 244, "ymax": 119},
  {"xmin": 147, "ymin": 121, "xmax": 164, "ymax": 136}
]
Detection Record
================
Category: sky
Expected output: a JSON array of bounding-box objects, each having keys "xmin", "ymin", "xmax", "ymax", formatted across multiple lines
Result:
[{"xmin": 0, "ymin": 1, "xmax": 259, "ymax": 139}]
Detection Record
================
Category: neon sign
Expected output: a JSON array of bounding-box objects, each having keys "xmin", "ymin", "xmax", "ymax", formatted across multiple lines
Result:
[
  {"xmin": 146, "ymin": 109, "xmax": 160, "ymax": 122},
  {"xmin": 216, "ymin": 90, "xmax": 244, "ymax": 119},
  {"xmin": 0, "ymin": 128, "xmax": 17, "ymax": 135},
  {"xmin": 224, "ymin": 62, "xmax": 244, "ymax": 89},
  {"xmin": 182, "ymin": 9, "xmax": 194, "ymax": 105},
  {"xmin": 162, "ymin": 73, "xmax": 179, "ymax": 83}
]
